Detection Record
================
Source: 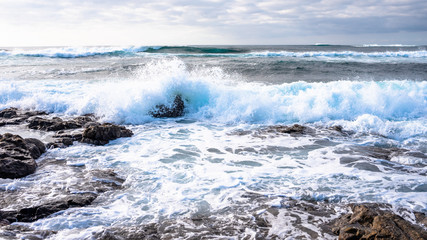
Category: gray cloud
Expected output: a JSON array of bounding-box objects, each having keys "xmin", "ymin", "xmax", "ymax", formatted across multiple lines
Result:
[{"xmin": 0, "ymin": 0, "xmax": 426, "ymax": 45}]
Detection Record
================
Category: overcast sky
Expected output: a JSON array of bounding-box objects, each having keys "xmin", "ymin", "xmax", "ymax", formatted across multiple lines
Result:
[{"xmin": 1, "ymin": 0, "xmax": 426, "ymax": 46}]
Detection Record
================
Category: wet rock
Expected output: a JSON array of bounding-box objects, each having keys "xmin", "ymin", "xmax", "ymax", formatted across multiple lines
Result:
[
  {"xmin": 81, "ymin": 123, "xmax": 133, "ymax": 145},
  {"xmin": 47, "ymin": 130, "xmax": 84, "ymax": 148},
  {"xmin": 27, "ymin": 117, "xmax": 81, "ymax": 131},
  {"xmin": 0, "ymin": 133, "xmax": 45, "ymax": 179},
  {"xmin": 87, "ymin": 169, "xmax": 125, "ymax": 193},
  {"xmin": 0, "ymin": 224, "xmax": 56, "ymax": 240},
  {"xmin": 0, "ymin": 108, "xmax": 17, "ymax": 119},
  {"xmin": 0, "ymin": 193, "xmax": 97, "ymax": 223},
  {"xmin": 94, "ymin": 224, "xmax": 160, "ymax": 240},
  {"xmin": 150, "ymin": 95, "xmax": 185, "ymax": 118},
  {"xmin": 0, "ymin": 108, "xmax": 47, "ymax": 126},
  {"xmin": 330, "ymin": 203, "xmax": 427, "ymax": 240},
  {"xmin": 27, "ymin": 114, "xmax": 96, "ymax": 132},
  {"xmin": 335, "ymin": 145, "xmax": 414, "ymax": 161},
  {"xmin": 266, "ymin": 124, "xmax": 307, "ymax": 134}
]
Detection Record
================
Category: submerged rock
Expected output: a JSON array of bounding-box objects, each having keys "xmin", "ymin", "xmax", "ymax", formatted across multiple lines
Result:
[
  {"xmin": 150, "ymin": 95, "xmax": 185, "ymax": 118},
  {"xmin": 330, "ymin": 203, "xmax": 427, "ymax": 240},
  {"xmin": 266, "ymin": 124, "xmax": 307, "ymax": 134},
  {"xmin": 81, "ymin": 123, "xmax": 133, "ymax": 145},
  {"xmin": 0, "ymin": 133, "xmax": 45, "ymax": 179}
]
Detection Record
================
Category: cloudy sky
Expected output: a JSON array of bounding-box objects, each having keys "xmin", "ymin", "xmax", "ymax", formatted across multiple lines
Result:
[{"xmin": 1, "ymin": 0, "xmax": 426, "ymax": 46}]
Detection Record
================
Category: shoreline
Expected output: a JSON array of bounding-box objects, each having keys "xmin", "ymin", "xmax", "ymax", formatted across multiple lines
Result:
[{"xmin": 1, "ymin": 108, "xmax": 426, "ymax": 239}]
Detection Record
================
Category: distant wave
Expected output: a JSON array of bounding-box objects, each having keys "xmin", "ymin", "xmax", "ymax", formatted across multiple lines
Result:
[
  {"xmin": 0, "ymin": 46, "xmax": 246, "ymax": 58},
  {"xmin": 360, "ymin": 44, "xmax": 417, "ymax": 47},
  {"xmin": 1, "ymin": 46, "xmax": 427, "ymax": 62},
  {"xmin": 248, "ymin": 50, "xmax": 427, "ymax": 59}
]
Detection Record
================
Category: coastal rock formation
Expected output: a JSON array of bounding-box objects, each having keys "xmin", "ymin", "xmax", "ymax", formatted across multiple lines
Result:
[
  {"xmin": 0, "ymin": 108, "xmax": 47, "ymax": 126},
  {"xmin": 0, "ymin": 193, "xmax": 97, "ymax": 223},
  {"xmin": 150, "ymin": 95, "xmax": 185, "ymax": 118},
  {"xmin": 27, "ymin": 114, "xmax": 96, "ymax": 131},
  {"xmin": 81, "ymin": 123, "xmax": 133, "ymax": 145},
  {"xmin": 0, "ymin": 133, "xmax": 45, "ymax": 179},
  {"xmin": 0, "ymin": 167, "xmax": 124, "ymax": 226},
  {"xmin": 330, "ymin": 203, "xmax": 427, "ymax": 240}
]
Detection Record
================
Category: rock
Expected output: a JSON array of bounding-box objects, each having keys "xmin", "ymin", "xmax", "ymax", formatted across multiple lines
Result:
[
  {"xmin": 0, "ymin": 108, "xmax": 17, "ymax": 118},
  {"xmin": 150, "ymin": 95, "xmax": 185, "ymax": 118},
  {"xmin": 93, "ymin": 224, "xmax": 159, "ymax": 240},
  {"xmin": 27, "ymin": 117, "xmax": 81, "ymax": 131},
  {"xmin": 24, "ymin": 138, "xmax": 46, "ymax": 159},
  {"xmin": 0, "ymin": 193, "xmax": 97, "ymax": 223},
  {"xmin": 330, "ymin": 203, "xmax": 427, "ymax": 240},
  {"xmin": 81, "ymin": 123, "xmax": 133, "ymax": 145},
  {"xmin": 0, "ymin": 133, "xmax": 45, "ymax": 179},
  {"xmin": 267, "ymin": 124, "xmax": 307, "ymax": 134},
  {"xmin": 27, "ymin": 114, "xmax": 96, "ymax": 132},
  {"xmin": 0, "ymin": 224, "xmax": 56, "ymax": 240},
  {"xmin": 47, "ymin": 130, "xmax": 84, "ymax": 148},
  {"xmin": 0, "ymin": 108, "xmax": 48, "ymax": 126}
]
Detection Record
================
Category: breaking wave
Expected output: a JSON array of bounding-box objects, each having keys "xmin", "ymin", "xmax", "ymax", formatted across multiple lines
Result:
[{"xmin": 0, "ymin": 59, "xmax": 426, "ymax": 139}]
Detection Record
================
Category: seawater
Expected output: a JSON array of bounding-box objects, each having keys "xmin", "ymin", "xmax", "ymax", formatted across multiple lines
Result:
[{"xmin": 0, "ymin": 45, "xmax": 426, "ymax": 239}]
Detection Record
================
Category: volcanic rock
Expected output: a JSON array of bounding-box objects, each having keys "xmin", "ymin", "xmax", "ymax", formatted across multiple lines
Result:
[
  {"xmin": 81, "ymin": 123, "xmax": 133, "ymax": 145},
  {"xmin": 150, "ymin": 95, "xmax": 185, "ymax": 118},
  {"xmin": 330, "ymin": 203, "xmax": 427, "ymax": 240},
  {"xmin": 0, "ymin": 133, "xmax": 45, "ymax": 179}
]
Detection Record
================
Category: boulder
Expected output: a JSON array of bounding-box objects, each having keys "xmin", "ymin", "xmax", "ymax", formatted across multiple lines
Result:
[
  {"xmin": 331, "ymin": 203, "xmax": 427, "ymax": 240},
  {"xmin": 0, "ymin": 133, "xmax": 45, "ymax": 179},
  {"xmin": 150, "ymin": 95, "xmax": 185, "ymax": 118},
  {"xmin": 81, "ymin": 123, "xmax": 133, "ymax": 145}
]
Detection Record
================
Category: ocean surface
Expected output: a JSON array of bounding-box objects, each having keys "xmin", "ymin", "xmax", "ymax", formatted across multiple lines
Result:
[{"xmin": 0, "ymin": 45, "xmax": 426, "ymax": 239}]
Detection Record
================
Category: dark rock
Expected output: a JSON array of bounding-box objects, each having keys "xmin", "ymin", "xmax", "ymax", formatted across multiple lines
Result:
[
  {"xmin": 0, "ymin": 108, "xmax": 18, "ymax": 118},
  {"xmin": 0, "ymin": 108, "xmax": 48, "ymax": 126},
  {"xmin": 27, "ymin": 117, "xmax": 81, "ymax": 131},
  {"xmin": 47, "ymin": 130, "xmax": 84, "ymax": 148},
  {"xmin": 267, "ymin": 124, "xmax": 307, "ymax": 134},
  {"xmin": 0, "ymin": 193, "xmax": 97, "ymax": 223},
  {"xmin": 330, "ymin": 203, "xmax": 427, "ymax": 240},
  {"xmin": 0, "ymin": 133, "xmax": 45, "ymax": 179},
  {"xmin": 329, "ymin": 125, "xmax": 343, "ymax": 132},
  {"xmin": 0, "ymin": 224, "xmax": 56, "ymax": 240},
  {"xmin": 24, "ymin": 138, "xmax": 46, "ymax": 159},
  {"xmin": 94, "ymin": 224, "xmax": 160, "ymax": 240},
  {"xmin": 81, "ymin": 123, "xmax": 133, "ymax": 145},
  {"xmin": 150, "ymin": 95, "xmax": 185, "ymax": 118},
  {"xmin": 27, "ymin": 114, "xmax": 96, "ymax": 132}
]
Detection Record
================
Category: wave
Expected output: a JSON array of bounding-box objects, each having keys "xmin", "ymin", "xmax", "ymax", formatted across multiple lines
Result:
[
  {"xmin": 360, "ymin": 44, "xmax": 417, "ymax": 47},
  {"xmin": 247, "ymin": 50, "xmax": 427, "ymax": 59},
  {"xmin": 1, "ymin": 46, "xmax": 426, "ymax": 60},
  {"xmin": 1, "ymin": 59, "xmax": 426, "ymax": 139},
  {"xmin": 0, "ymin": 46, "xmax": 246, "ymax": 58}
]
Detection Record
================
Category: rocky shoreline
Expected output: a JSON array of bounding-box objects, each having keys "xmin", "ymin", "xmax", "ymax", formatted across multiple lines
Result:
[{"xmin": 0, "ymin": 108, "xmax": 426, "ymax": 239}]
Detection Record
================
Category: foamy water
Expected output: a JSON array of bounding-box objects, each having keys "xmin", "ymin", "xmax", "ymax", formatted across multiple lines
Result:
[{"xmin": 0, "ymin": 46, "xmax": 426, "ymax": 239}]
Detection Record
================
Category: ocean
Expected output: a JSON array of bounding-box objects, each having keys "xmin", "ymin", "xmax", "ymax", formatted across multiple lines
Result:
[{"xmin": 0, "ymin": 45, "xmax": 426, "ymax": 239}]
